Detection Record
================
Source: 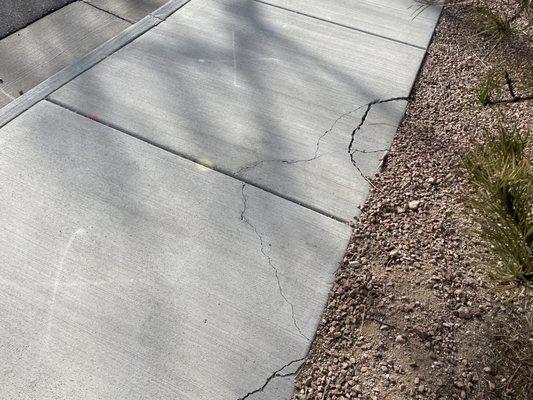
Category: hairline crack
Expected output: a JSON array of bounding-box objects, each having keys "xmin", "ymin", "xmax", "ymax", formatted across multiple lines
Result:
[
  {"xmin": 237, "ymin": 357, "xmax": 305, "ymax": 400},
  {"xmin": 235, "ymin": 97, "xmax": 409, "ymax": 178},
  {"xmin": 235, "ymin": 106, "xmax": 366, "ymax": 175},
  {"xmin": 240, "ymin": 184, "xmax": 309, "ymax": 341}
]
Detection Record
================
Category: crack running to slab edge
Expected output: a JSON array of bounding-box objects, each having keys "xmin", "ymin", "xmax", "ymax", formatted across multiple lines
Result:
[
  {"xmin": 236, "ymin": 97, "xmax": 410, "ymax": 184},
  {"xmin": 237, "ymin": 357, "xmax": 305, "ymax": 400},
  {"xmin": 348, "ymin": 97, "xmax": 410, "ymax": 187},
  {"xmin": 240, "ymin": 184, "xmax": 309, "ymax": 341},
  {"xmin": 235, "ymin": 102, "xmax": 379, "ymax": 176}
]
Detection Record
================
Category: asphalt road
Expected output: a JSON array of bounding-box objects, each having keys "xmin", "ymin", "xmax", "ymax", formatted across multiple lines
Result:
[{"xmin": 0, "ymin": 0, "xmax": 76, "ymax": 39}]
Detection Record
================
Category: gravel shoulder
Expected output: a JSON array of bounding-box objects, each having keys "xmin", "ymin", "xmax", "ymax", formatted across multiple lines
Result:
[{"xmin": 292, "ymin": 1, "xmax": 532, "ymax": 399}]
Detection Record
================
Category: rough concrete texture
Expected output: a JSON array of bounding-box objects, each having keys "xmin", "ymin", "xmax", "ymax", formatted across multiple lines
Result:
[
  {"xmin": 50, "ymin": 0, "xmax": 428, "ymax": 222},
  {"xmin": 0, "ymin": 100, "xmax": 351, "ymax": 399},
  {"xmin": 0, "ymin": 1, "xmax": 130, "ymax": 107}
]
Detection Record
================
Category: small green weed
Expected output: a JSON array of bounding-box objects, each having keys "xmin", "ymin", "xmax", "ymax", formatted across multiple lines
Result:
[{"xmin": 477, "ymin": 69, "xmax": 499, "ymax": 105}]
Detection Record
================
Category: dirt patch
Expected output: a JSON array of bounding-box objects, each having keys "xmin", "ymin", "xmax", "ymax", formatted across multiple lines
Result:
[{"xmin": 292, "ymin": 1, "xmax": 532, "ymax": 399}]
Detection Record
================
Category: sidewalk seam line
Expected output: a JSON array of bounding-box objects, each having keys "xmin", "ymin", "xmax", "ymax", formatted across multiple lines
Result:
[
  {"xmin": 80, "ymin": 0, "xmax": 136, "ymax": 24},
  {"xmin": 45, "ymin": 97, "xmax": 349, "ymax": 225},
  {"xmin": 252, "ymin": 0, "xmax": 427, "ymax": 51}
]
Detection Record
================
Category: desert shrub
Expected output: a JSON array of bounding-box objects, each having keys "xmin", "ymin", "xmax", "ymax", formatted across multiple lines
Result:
[
  {"xmin": 474, "ymin": 4, "xmax": 515, "ymax": 41},
  {"xmin": 462, "ymin": 127, "xmax": 532, "ymax": 287}
]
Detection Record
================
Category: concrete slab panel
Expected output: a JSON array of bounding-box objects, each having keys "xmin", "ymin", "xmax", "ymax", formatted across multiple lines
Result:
[
  {"xmin": 0, "ymin": 100, "xmax": 351, "ymax": 399},
  {"xmin": 87, "ymin": 0, "xmax": 169, "ymax": 22},
  {"xmin": 259, "ymin": 0, "xmax": 441, "ymax": 49},
  {"xmin": 0, "ymin": 1, "xmax": 130, "ymax": 107},
  {"xmin": 50, "ymin": 0, "xmax": 426, "ymax": 221}
]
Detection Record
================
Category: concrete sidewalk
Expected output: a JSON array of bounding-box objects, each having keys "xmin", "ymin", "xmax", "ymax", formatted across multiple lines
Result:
[{"xmin": 0, "ymin": 0, "xmax": 440, "ymax": 399}]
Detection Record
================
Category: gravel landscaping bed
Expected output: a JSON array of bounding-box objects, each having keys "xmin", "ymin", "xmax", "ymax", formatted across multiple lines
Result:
[{"xmin": 292, "ymin": 1, "xmax": 532, "ymax": 399}]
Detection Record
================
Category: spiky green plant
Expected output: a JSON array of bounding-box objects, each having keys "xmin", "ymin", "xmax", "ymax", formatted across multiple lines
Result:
[
  {"xmin": 475, "ymin": 5, "xmax": 516, "ymax": 41},
  {"xmin": 477, "ymin": 69, "xmax": 499, "ymax": 105},
  {"xmin": 462, "ymin": 127, "xmax": 532, "ymax": 286}
]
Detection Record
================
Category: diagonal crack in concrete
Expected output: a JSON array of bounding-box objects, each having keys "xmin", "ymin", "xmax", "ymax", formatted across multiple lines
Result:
[
  {"xmin": 240, "ymin": 184, "xmax": 309, "ymax": 341},
  {"xmin": 237, "ymin": 357, "xmax": 305, "ymax": 400},
  {"xmin": 235, "ymin": 102, "xmax": 375, "ymax": 175},
  {"xmin": 235, "ymin": 97, "xmax": 409, "ymax": 178}
]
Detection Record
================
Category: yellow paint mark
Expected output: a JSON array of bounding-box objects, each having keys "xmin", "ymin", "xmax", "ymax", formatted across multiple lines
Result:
[{"xmin": 196, "ymin": 159, "xmax": 214, "ymax": 172}]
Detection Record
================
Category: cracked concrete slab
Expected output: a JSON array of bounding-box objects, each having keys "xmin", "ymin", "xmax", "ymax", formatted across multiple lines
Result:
[
  {"xmin": 0, "ymin": 1, "xmax": 130, "ymax": 108},
  {"xmin": 238, "ymin": 357, "xmax": 304, "ymax": 400},
  {"xmin": 0, "ymin": 100, "xmax": 351, "ymax": 399},
  {"xmin": 258, "ymin": 0, "xmax": 441, "ymax": 49},
  {"xmin": 49, "ymin": 0, "xmax": 427, "ymax": 221}
]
